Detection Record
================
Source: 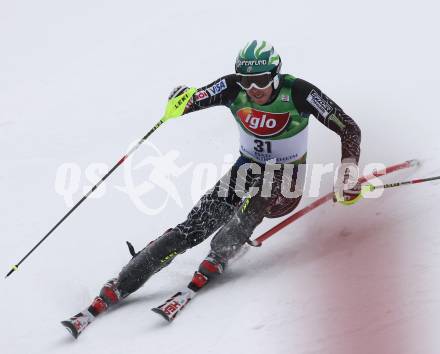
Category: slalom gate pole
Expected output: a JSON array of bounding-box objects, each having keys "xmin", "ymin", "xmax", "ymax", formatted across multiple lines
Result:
[
  {"xmin": 5, "ymin": 120, "xmax": 165, "ymax": 278},
  {"xmin": 248, "ymin": 159, "xmax": 420, "ymax": 247}
]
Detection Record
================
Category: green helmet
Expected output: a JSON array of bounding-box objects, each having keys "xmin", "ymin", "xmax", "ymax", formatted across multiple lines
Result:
[{"xmin": 235, "ymin": 40, "xmax": 282, "ymax": 75}]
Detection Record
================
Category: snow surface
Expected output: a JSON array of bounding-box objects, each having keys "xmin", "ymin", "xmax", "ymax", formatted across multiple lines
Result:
[{"xmin": 1, "ymin": 1, "xmax": 440, "ymax": 353}]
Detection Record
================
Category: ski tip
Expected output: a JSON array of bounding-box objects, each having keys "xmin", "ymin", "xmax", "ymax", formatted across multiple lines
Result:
[
  {"xmin": 61, "ymin": 320, "xmax": 79, "ymax": 339},
  {"xmin": 151, "ymin": 307, "xmax": 173, "ymax": 322}
]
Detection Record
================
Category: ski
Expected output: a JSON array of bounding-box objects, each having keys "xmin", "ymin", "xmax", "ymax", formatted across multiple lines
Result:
[
  {"xmin": 151, "ymin": 271, "xmax": 209, "ymax": 322},
  {"xmin": 61, "ymin": 293, "xmax": 110, "ymax": 339},
  {"xmin": 61, "ymin": 310, "xmax": 95, "ymax": 339},
  {"xmin": 151, "ymin": 289, "xmax": 196, "ymax": 322}
]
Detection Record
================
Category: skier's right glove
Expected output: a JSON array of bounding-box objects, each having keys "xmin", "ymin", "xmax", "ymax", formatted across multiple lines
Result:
[{"xmin": 161, "ymin": 85, "xmax": 197, "ymax": 123}]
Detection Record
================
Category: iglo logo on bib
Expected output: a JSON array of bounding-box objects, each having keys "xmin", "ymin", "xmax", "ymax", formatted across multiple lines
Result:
[{"xmin": 237, "ymin": 108, "xmax": 290, "ymax": 137}]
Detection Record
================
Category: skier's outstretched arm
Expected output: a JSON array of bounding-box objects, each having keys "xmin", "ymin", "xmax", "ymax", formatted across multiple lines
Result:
[
  {"xmin": 291, "ymin": 78, "xmax": 362, "ymax": 204},
  {"xmin": 169, "ymin": 74, "xmax": 242, "ymax": 115}
]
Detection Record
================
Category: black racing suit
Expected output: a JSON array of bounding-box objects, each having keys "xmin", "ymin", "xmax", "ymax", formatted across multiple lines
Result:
[{"xmin": 113, "ymin": 74, "xmax": 361, "ymax": 298}]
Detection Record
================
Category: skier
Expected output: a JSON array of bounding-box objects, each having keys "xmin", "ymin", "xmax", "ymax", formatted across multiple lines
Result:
[{"xmin": 62, "ymin": 40, "xmax": 361, "ymax": 337}]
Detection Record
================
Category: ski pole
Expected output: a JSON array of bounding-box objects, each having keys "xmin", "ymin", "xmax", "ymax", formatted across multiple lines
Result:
[
  {"xmin": 5, "ymin": 121, "xmax": 162, "ymax": 279},
  {"xmin": 363, "ymin": 175, "xmax": 440, "ymax": 192},
  {"xmin": 5, "ymin": 88, "xmax": 197, "ymax": 279},
  {"xmin": 248, "ymin": 159, "xmax": 419, "ymax": 247},
  {"xmin": 335, "ymin": 174, "xmax": 440, "ymax": 204}
]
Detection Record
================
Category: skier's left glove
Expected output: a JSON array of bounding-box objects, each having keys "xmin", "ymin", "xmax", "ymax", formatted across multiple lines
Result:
[
  {"xmin": 161, "ymin": 86, "xmax": 197, "ymax": 123},
  {"xmin": 334, "ymin": 158, "xmax": 363, "ymax": 205}
]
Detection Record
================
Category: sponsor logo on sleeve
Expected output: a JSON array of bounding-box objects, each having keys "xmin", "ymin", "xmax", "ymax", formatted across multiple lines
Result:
[
  {"xmin": 306, "ymin": 90, "xmax": 333, "ymax": 118},
  {"xmin": 207, "ymin": 79, "xmax": 227, "ymax": 96},
  {"xmin": 194, "ymin": 90, "xmax": 209, "ymax": 101}
]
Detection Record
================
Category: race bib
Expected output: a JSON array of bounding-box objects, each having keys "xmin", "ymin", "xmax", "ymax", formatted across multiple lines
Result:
[{"xmin": 238, "ymin": 126, "xmax": 308, "ymax": 163}]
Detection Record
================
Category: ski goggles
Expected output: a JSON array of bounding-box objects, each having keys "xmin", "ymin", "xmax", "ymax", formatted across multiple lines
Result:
[{"xmin": 236, "ymin": 72, "xmax": 274, "ymax": 90}]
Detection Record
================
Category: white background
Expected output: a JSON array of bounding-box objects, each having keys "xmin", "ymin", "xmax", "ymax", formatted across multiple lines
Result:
[{"xmin": 1, "ymin": 1, "xmax": 439, "ymax": 353}]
